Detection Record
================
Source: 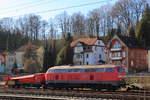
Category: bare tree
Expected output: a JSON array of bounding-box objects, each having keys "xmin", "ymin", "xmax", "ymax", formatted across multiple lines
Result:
[
  {"xmin": 87, "ymin": 8, "xmax": 100, "ymax": 37},
  {"xmin": 25, "ymin": 14, "xmax": 41, "ymax": 40},
  {"xmin": 48, "ymin": 19, "xmax": 57, "ymax": 39},
  {"xmin": 41, "ymin": 20, "xmax": 48, "ymax": 40},
  {"xmin": 71, "ymin": 12, "xmax": 85, "ymax": 38},
  {"xmin": 111, "ymin": 0, "xmax": 148, "ymax": 33},
  {"xmin": 56, "ymin": 11, "xmax": 71, "ymax": 38}
]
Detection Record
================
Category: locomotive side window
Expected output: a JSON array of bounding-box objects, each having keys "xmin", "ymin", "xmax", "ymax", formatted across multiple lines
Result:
[
  {"xmin": 73, "ymin": 69, "xmax": 84, "ymax": 73},
  {"xmin": 84, "ymin": 68, "xmax": 94, "ymax": 72},
  {"xmin": 53, "ymin": 69, "xmax": 68, "ymax": 73},
  {"xmin": 105, "ymin": 68, "xmax": 114, "ymax": 72},
  {"xmin": 84, "ymin": 68, "xmax": 104, "ymax": 73},
  {"xmin": 48, "ymin": 67, "xmax": 116, "ymax": 73},
  {"xmin": 78, "ymin": 69, "xmax": 85, "ymax": 72},
  {"xmin": 95, "ymin": 68, "xmax": 104, "ymax": 72},
  {"xmin": 90, "ymin": 68, "xmax": 97, "ymax": 72},
  {"xmin": 68, "ymin": 69, "xmax": 73, "ymax": 72}
]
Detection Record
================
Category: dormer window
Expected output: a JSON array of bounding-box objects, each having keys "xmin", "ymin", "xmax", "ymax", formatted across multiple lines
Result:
[{"xmin": 113, "ymin": 42, "xmax": 121, "ymax": 49}]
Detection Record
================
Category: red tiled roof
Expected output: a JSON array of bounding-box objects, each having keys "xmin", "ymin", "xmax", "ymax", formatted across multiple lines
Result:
[{"xmin": 70, "ymin": 38, "xmax": 97, "ymax": 47}]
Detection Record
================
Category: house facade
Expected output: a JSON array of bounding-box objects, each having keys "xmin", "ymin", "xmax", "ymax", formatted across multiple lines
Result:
[
  {"xmin": 15, "ymin": 52, "xmax": 24, "ymax": 69},
  {"xmin": 148, "ymin": 50, "xmax": 150, "ymax": 72},
  {"xmin": 5, "ymin": 52, "xmax": 16, "ymax": 73},
  {"xmin": 71, "ymin": 38, "xmax": 106, "ymax": 65},
  {"xmin": 108, "ymin": 35, "xmax": 148, "ymax": 73},
  {"xmin": 0, "ymin": 53, "xmax": 5, "ymax": 73}
]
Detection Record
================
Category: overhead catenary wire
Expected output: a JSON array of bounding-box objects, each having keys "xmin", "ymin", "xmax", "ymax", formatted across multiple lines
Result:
[
  {"xmin": 0, "ymin": 0, "xmax": 112, "ymax": 18},
  {"xmin": 0, "ymin": 0, "xmax": 42, "ymax": 10},
  {"xmin": 0, "ymin": 0, "xmax": 56, "ymax": 14}
]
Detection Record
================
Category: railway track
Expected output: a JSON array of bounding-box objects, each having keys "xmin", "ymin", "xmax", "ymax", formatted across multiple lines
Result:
[{"xmin": 0, "ymin": 88, "xmax": 150, "ymax": 100}]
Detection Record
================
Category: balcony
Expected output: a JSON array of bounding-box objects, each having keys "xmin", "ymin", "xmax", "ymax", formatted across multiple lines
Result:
[
  {"xmin": 111, "ymin": 56, "xmax": 122, "ymax": 60},
  {"xmin": 110, "ymin": 48, "xmax": 122, "ymax": 51}
]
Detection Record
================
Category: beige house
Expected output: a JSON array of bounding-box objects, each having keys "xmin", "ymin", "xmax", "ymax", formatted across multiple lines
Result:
[
  {"xmin": 6, "ymin": 43, "xmax": 44, "ymax": 73},
  {"xmin": 16, "ymin": 43, "xmax": 44, "ymax": 73}
]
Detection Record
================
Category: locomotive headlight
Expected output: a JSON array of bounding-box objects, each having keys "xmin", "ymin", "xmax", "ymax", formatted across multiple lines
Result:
[{"xmin": 118, "ymin": 75, "xmax": 126, "ymax": 78}]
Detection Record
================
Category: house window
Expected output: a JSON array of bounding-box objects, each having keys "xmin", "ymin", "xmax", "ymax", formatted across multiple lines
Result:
[
  {"xmin": 76, "ymin": 54, "xmax": 80, "ymax": 59},
  {"xmin": 9, "ymin": 57, "xmax": 14, "ymax": 62},
  {"xmin": 122, "ymin": 51, "xmax": 126, "ymax": 57},
  {"xmin": 87, "ymin": 54, "xmax": 89, "ymax": 58},
  {"xmin": 113, "ymin": 42, "xmax": 121, "ymax": 48},
  {"xmin": 80, "ymin": 62, "xmax": 82, "ymax": 65},
  {"xmin": 114, "ymin": 52, "xmax": 117, "ymax": 57},
  {"xmin": 95, "ymin": 47, "xmax": 97, "ymax": 51},
  {"xmin": 99, "ymin": 54, "xmax": 101, "ymax": 59},
  {"xmin": 109, "ymin": 53, "xmax": 111, "ymax": 58},
  {"xmin": 118, "ymin": 52, "xmax": 121, "ymax": 57},
  {"xmin": 87, "ymin": 62, "xmax": 89, "ymax": 65},
  {"xmin": 101, "ymin": 48, "xmax": 104, "ymax": 52}
]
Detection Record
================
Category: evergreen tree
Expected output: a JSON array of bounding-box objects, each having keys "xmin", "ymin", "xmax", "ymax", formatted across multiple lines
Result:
[
  {"xmin": 56, "ymin": 33, "xmax": 73, "ymax": 65},
  {"xmin": 107, "ymin": 28, "xmax": 119, "ymax": 40},
  {"xmin": 116, "ymin": 25, "xmax": 121, "ymax": 35},
  {"xmin": 136, "ymin": 4, "xmax": 150, "ymax": 47},
  {"xmin": 65, "ymin": 33, "xmax": 73, "ymax": 44},
  {"xmin": 56, "ymin": 44, "xmax": 73, "ymax": 65},
  {"xmin": 128, "ymin": 25, "xmax": 136, "ymax": 37},
  {"xmin": 43, "ymin": 44, "xmax": 55, "ymax": 72}
]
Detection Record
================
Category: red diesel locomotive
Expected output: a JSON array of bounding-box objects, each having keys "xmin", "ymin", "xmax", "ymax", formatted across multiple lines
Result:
[{"xmin": 45, "ymin": 64, "xmax": 126, "ymax": 90}]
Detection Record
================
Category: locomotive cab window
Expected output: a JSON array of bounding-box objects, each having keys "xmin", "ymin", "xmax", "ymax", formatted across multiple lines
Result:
[
  {"xmin": 117, "ymin": 67, "xmax": 125, "ymax": 72},
  {"xmin": 47, "ymin": 69, "xmax": 54, "ymax": 73}
]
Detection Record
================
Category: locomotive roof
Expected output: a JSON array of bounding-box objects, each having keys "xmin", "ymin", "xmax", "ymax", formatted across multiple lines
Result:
[{"xmin": 48, "ymin": 64, "xmax": 116, "ymax": 70}]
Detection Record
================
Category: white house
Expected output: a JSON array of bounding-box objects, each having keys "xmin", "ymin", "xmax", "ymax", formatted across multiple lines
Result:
[{"xmin": 71, "ymin": 38, "xmax": 106, "ymax": 65}]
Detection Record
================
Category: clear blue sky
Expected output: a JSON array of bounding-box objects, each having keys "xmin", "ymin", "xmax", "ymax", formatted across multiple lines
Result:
[{"xmin": 0, "ymin": 0, "xmax": 117, "ymax": 20}]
